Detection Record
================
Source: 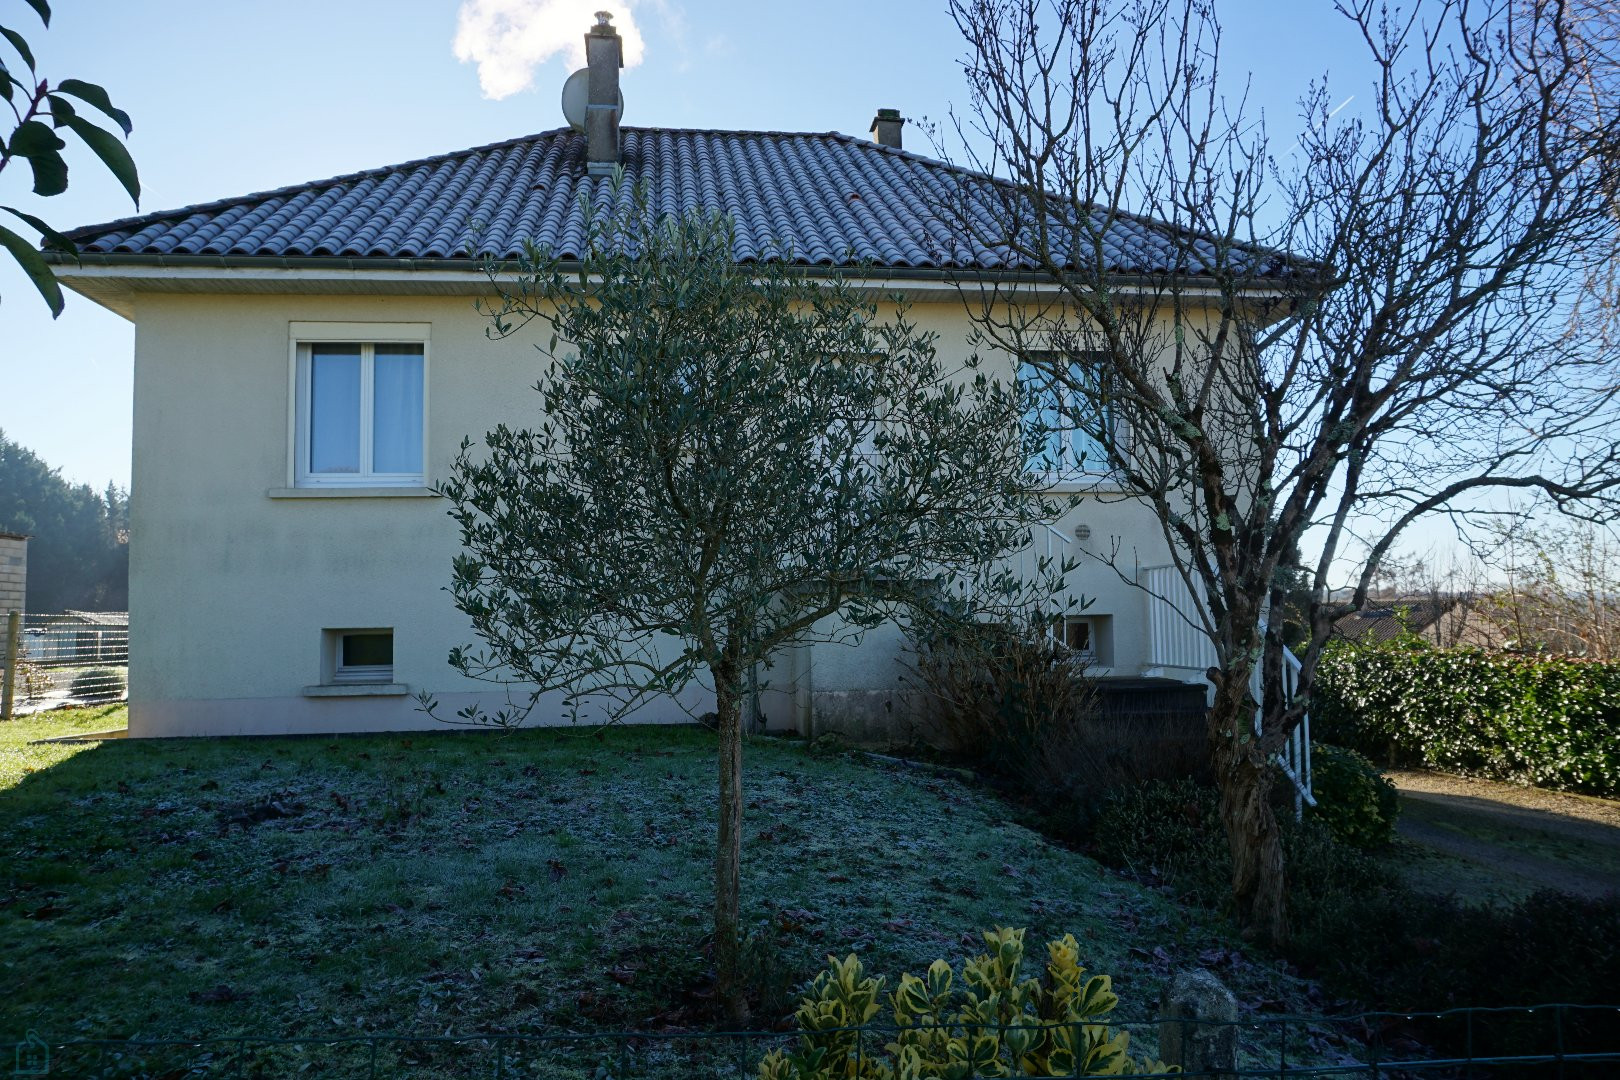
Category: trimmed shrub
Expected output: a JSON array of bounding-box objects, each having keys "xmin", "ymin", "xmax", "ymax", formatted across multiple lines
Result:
[
  {"xmin": 1292, "ymin": 885, "xmax": 1620, "ymax": 1066},
  {"xmin": 1090, "ymin": 778, "xmax": 1230, "ymax": 906},
  {"xmin": 1305, "ymin": 744, "xmax": 1399, "ymax": 849},
  {"xmin": 905, "ymin": 621, "xmax": 1205, "ymax": 814},
  {"xmin": 1313, "ymin": 641, "xmax": 1620, "ymax": 796},
  {"xmin": 757, "ymin": 928, "xmax": 1172, "ymax": 1079},
  {"xmin": 1092, "ymin": 778, "xmax": 1399, "ymax": 916},
  {"xmin": 69, "ymin": 666, "xmax": 125, "ymax": 702}
]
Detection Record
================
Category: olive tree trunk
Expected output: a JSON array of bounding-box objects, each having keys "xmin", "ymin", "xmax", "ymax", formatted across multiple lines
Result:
[{"xmin": 711, "ymin": 656, "xmax": 749, "ymax": 1024}]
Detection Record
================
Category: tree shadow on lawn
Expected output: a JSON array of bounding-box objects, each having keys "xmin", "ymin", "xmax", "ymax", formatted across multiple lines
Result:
[
  {"xmin": 1387, "ymin": 792, "xmax": 1620, "ymax": 903},
  {"xmin": 0, "ymin": 722, "xmax": 1311, "ymax": 1047}
]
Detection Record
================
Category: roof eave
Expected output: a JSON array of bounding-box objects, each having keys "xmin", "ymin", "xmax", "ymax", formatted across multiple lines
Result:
[{"xmin": 48, "ymin": 250, "xmax": 1294, "ymax": 301}]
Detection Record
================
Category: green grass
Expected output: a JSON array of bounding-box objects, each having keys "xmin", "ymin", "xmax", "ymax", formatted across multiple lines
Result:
[
  {"xmin": 0, "ymin": 707, "xmax": 1316, "ymax": 1074},
  {"xmin": 0, "ymin": 703, "xmax": 128, "ymax": 786}
]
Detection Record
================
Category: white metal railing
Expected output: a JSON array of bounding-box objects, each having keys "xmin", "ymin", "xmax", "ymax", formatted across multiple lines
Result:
[
  {"xmin": 1, "ymin": 611, "xmax": 128, "ymax": 717},
  {"xmin": 1253, "ymin": 644, "xmax": 1316, "ymax": 818},
  {"xmin": 1143, "ymin": 564, "xmax": 1217, "ymax": 673},
  {"xmin": 1023, "ymin": 521, "xmax": 1074, "ymax": 600},
  {"xmin": 1142, "ymin": 566, "xmax": 1315, "ymax": 814},
  {"xmin": 974, "ymin": 522, "xmax": 1077, "ymax": 617}
]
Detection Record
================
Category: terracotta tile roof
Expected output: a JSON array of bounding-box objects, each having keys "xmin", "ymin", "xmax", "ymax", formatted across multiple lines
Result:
[
  {"xmin": 1333, "ymin": 597, "xmax": 1462, "ymax": 643},
  {"xmin": 64, "ymin": 127, "xmax": 1285, "ymax": 276}
]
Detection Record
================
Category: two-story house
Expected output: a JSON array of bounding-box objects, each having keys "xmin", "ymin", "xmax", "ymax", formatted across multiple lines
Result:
[{"xmin": 55, "ymin": 14, "xmax": 1245, "ymax": 739}]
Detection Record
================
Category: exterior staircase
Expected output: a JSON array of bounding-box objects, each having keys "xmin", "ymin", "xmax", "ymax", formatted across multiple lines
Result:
[{"xmin": 1141, "ymin": 565, "xmax": 1316, "ymax": 816}]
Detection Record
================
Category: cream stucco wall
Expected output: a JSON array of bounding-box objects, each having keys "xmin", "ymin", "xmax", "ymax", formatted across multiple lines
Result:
[{"xmin": 123, "ymin": 288, "xmax": 1187, "ymax": 738}]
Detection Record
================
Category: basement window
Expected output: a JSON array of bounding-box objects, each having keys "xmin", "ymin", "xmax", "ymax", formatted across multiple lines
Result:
[
  {"xmin": 1052, "ymin": 616, "xmax": 1094, "ymax": 656},
  {"xmin": 330, "ymin": 629, "xmax": 394, "ymax": 684},
  {"xmin": 1050, "ymin": 614, "xmax": 1115, "ymax": 667}
]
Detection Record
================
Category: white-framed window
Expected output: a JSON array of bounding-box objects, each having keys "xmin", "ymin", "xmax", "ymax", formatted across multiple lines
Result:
[
  {"xmin": 823, "ymin": 351, "xmax": 888, "ymax": 467},
  {"xmin": 1052, "ymin": 615, "xmax": 1094, "ymax": 655},
  {"xmin": 1048, "ymin": 613, "xmax": 1114, "ymax": 667},
  {"xmin": 1019, "ymin": 350, "xmax": 1112, "ymax": 476},
  {"xmin": 291, "ymin": 323, "xmax": 428, "ymax": 487},
  {"xmin": 327, "ymin": 628, "xmax": 394, "ymax": 684}
]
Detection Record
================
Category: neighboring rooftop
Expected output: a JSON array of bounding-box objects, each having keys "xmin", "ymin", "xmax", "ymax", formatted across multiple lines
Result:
[
  {"xmin": 1333, "ymin": 596, "xmax": 1468, "ymax": 644},
  {"xmin": 59, "ymin": 127, "xmax": 1285, "ymax": 279}
]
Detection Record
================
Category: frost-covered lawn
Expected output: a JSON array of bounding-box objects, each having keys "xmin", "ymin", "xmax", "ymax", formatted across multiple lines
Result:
[{"xmin": 0, "ymin": 707, "xmax": 1314, "ymax": 1068}]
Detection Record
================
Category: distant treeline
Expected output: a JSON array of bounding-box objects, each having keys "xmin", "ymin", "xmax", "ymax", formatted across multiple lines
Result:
[{"xmin": 0, "ymin": 430, "xmax": 128, "ymax": 614}]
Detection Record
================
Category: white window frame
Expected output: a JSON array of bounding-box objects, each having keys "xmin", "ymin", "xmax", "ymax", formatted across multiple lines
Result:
[
  {"xmin": 1048, "ymin": 613, "xmax": 1115, "ymax": 668},
  {"xmin": 326, "ymin": 628, "xmax": 395, "ymax": 685},
  {"xmin": 288, "ymin": 322, "xmax": 430, "ymax": 488},
  {"xmin": 1051, "ymin": 615, "xmax": 1097, "ymax": 659},
  {"xmin": 1019, "ymin": 349, "xmax": 1114, "ymax": 480}
]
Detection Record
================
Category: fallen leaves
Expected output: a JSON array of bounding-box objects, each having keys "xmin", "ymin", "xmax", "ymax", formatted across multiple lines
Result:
[
  {"xmin": 216, "ymin": 793, "xmax": 304, "ymax": 831},
  {"xmin": 188, "ymin": 984, "xmax": 250, "ymax": 1005}
]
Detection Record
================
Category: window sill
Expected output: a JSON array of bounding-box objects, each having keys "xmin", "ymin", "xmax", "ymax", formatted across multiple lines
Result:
[
  {"xmin": 268, "ymin": 487, "xmax": 440, "ymax": 499},
  {"xmin": 1040, "ymin": 476, "xmax": 1126, "ymax": 495},
  {"xmin": 301, "ymin": 683, "xmax": 410, "ymax": 698}
]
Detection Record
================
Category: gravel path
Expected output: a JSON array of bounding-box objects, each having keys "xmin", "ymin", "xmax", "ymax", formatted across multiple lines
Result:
[{"xmin": 1385, "ymin": 769, "xmax": 1620, "ymax": 900}]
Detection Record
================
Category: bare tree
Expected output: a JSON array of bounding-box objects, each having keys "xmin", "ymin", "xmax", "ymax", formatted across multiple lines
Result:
[
  {"xmin": 941, "ymin": 0, "xmax": 1620, "ymax": 940},
  {"xmin": 1480, "ymin": 518, "xmax": 1620, "ymax": 656},
  {"xmin": 1561, "ymin": 0, "xmax": 1620, "ymax": 330}
]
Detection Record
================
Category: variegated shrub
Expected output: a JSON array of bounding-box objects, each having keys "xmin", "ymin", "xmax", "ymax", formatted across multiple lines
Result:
[{"xmin": 758, "ymin": 928, "xmax": 1175, "ymax": 1078}]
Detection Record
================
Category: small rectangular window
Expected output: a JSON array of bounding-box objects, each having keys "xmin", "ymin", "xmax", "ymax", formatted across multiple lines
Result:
[
  {"xmin": 1049, "ymin": 614, "xmax": 1114, "ymax": 667},
  {"xmin": 330, "ymin": 629, "xmax": 394, "ymax": 684},
  {"xmin": 296, "ymin": 341, "xmax": 425, "ymax": 486},
  {"xmin": 1062, "ymin": 618, "xmax": 1092, "ymax": 653},
  {"xmin": 1051, "ymin": 616, "xmax": 1094, "ymax": 657}
]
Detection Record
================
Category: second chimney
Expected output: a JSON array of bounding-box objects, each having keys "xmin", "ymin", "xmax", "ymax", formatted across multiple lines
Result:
[
  {"xmin": 870, "ymin": 108, "xmax": 904, "ymax": 149},
  {"xmin": 586, "ymin": 11, "xmax": 624, "ymax": 174}
]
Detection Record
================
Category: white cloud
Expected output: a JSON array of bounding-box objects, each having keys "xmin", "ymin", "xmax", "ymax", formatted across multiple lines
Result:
[{"xmin": 454, "ymin": 1, "xmax": 648, "ymax": 101}]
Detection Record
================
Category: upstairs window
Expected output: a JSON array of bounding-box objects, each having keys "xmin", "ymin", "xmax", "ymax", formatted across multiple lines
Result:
[
  {"xmin": 295, "ymin": 341, "xmax": 425, "ymax": 486},
  {"xmin": 1019, "ymin": 351, "xmax": 1112, "ymax": 477}
]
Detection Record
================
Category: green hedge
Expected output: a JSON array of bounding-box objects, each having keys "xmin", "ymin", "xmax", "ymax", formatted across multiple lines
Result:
[
  {"xmin": 1312, "ymin": 642, "xmax": 1620, "ymax": 796},
  {"xmin": 1307, "ymin": 744, "xmax": 1399, "ymax": 848}
]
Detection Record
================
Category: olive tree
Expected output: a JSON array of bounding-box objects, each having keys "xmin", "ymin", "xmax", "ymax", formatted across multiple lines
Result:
[
  {"xmin": 428, "ymin": 184, "xmax": 1060, "ymax": 1021},
  {"xmin": 942, "ymin": 0, "xmax": 1620, "ymax": 940}
]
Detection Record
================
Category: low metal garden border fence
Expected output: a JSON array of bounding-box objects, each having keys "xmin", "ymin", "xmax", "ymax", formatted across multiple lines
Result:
[{"xmin": 15, "ymin": 1003, "xmax": 1620, "ymax": 1079}]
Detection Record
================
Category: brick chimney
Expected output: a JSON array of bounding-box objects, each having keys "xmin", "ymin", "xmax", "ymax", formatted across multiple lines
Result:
[
  {"xmin": 870, "ymin": 108, "xmax": 904, "ymax": 149},
  {"xmin": 585, "ymin": 11, "xmax": 624, "ymax": 175}
]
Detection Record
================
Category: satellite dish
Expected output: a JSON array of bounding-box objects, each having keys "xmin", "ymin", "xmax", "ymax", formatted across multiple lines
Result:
[{"xmin": 561, "ymin": 68, "xmax": 625, "ymax": 132}]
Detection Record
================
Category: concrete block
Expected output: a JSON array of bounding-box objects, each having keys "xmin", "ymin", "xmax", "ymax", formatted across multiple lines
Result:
[{"xmin": 1159, "ymin": 968, "xmax": 1238, "ymax": 1078}]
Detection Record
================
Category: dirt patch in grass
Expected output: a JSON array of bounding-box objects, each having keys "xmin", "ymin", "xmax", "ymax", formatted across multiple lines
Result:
[
  {"xmin": 0, "ymin": 707, "xmax": 1319, "ymax": 1062},
  {"xmin": 1381, "ymin": 769, "xmax": 1620, "ymax": 904}
]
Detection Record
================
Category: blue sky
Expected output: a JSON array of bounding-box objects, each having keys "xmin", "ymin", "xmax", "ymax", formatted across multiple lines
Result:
[{"xmin": 0, "ymin": 0, "xmax": 1375, "ymax": 491}]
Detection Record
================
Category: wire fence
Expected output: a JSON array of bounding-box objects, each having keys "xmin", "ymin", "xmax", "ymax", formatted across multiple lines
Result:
[
  {"xmin": 0, "ymin": 610, "xmax": 128, "ymax": 718},
  {"xmin": 15, "ymin": 1004, "xmax": 1619, "ymax": 1079}
]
